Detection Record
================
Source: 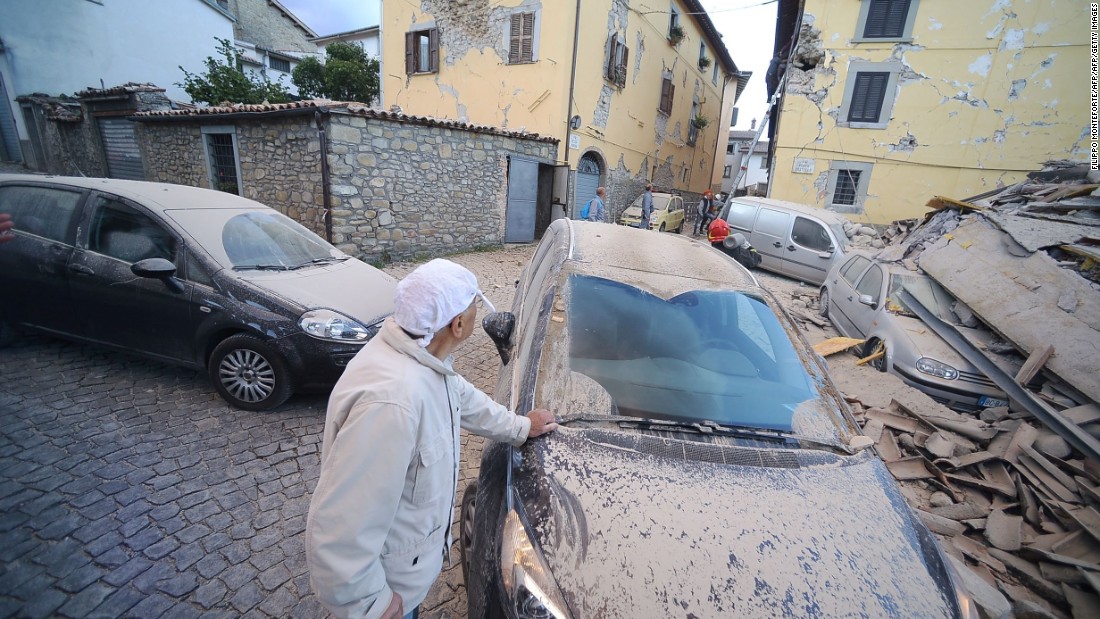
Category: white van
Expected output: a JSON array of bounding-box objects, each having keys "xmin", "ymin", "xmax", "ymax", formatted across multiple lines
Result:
[{"xmin": 714, "ymin": 197, "xmax": 851, "ymax": 285}]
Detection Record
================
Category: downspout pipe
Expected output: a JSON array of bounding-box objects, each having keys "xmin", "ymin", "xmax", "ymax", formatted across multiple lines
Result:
[
  {"xmin": 314, "ymin": 109, "xmax": 333, "ymax": 243},
  {"xmin": 563, "ymin": 0, "xmax": 582, "ymax": 218}
]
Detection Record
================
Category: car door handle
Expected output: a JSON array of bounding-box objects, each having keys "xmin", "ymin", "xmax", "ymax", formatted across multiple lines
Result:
[
  {"xmin": 773, "ymin": 241, "xmax": 782, "ymax": 248},
  {"xmin": 786, "ymin": 245, "xmax": 797, "ymax": 252},
  {"xmin": 69, "ymin": 264, "xmax": 94, "ymax": 275},
  {"xmin": 847, "ymin": 296, "xmax": 854, "ymax": 302}
]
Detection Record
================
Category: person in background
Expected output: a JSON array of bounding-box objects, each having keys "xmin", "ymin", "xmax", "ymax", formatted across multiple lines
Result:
[
  {"xmin": 587, "ymin": 186, "xmax": 607, "ymax": 223},
  {"xmin": 640, "ymin": 184, "xmax": 654, "ymax": 230},
  {"xmin": 306, "ymin": 259, "xmax": 559, "ymax": 619},
  {"xmin": 694, "ymin": 191, "xmax": 713, "ymax": 236}
]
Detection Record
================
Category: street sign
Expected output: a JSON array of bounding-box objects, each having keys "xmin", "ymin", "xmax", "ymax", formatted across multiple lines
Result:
[
  {"xmin": 792, "ymin": 157, "xmax": 815, "ymax": 174},
  {"xmin": 568, "ymin": 133, "xmax": 580, "ymax": 149}
]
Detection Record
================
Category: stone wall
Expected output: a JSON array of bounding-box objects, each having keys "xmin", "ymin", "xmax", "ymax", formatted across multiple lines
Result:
[
  {"xmin": 41, "ymin": 119, "xmax": 106, "ymax": 178},
  {"xmin": 325, "ymin": 111, "xmax": 556, "ymax": 262},
  {"xmin": 229, "ymin": 0, "xmax": 315, "ymax": 52},
  {"xmin": 137, "ymin": 115, "xmax": 326, "ymax": 235}
]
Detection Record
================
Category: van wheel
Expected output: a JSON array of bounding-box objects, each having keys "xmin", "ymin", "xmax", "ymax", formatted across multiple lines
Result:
[
  {"xmin": 208, "ymin": 334, "xmax": 294, "ymax": 410},
  {"xmin": 818, "ymin": 289, "xmax": 830, "ymax": 318},
  {"xmin": 675, "ymin": 221, "xmax": 684, "ymax": 234},
  {"xmin": 459, "ymin": 483, "xmax": 477, "ymax": 589},
  {"xmin": 863, "ymin": 339, "xmax": 887, "ymax": 372}
]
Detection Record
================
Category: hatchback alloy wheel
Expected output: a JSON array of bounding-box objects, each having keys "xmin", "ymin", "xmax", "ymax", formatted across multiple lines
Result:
[{"xmin": 208, "ymin": 334, "xmax": 293, "ymax": 410}]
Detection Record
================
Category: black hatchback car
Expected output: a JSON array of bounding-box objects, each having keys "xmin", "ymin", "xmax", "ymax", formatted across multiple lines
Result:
[
  {"xmin": 0, "ymin": 175, "xmax": 396, "ymax": 410},
  {"xmin": 461, "ymin": 220, "xmax": 979, "ymax": 618}
]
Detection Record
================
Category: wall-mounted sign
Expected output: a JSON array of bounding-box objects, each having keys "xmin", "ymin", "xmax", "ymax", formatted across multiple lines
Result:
[
  {"xmin": 792, "ymin": 157, "xmax": 815, "ymax": 174},
  {"xmin": 568, "ymin": 133, "xmax": 580, "ymax": 149}
]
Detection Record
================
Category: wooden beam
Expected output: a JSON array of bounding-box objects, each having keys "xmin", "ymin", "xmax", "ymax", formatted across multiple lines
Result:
[{"xmin": 1015, "ymin": 344, "xmax": 1055, "ymax": 385}]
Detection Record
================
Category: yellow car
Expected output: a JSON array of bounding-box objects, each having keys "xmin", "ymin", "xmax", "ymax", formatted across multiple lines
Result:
[{"xmin": 618, "ymin": 192, "xmax": 686, "ymax": 232}]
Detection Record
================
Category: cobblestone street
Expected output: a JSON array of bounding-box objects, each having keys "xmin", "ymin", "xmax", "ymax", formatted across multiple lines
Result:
[{"xmin": 0, "ymin": 243, "xmax": 535, "ymax": 618}]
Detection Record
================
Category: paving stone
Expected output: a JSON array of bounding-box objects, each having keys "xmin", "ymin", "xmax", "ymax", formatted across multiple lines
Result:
[
  {"xmin": 92, "ymin": 547, "xmax": 130, "ymax": 570},
  {"xmin": 171, "ymin": 542, "xmax": 206, "ymax": 571},
  {"xmin": 56, "ymin": 562, "xmax": 107, "ymax": 593},
  {"xmin": 257, "ymin": 564, "xmax": 293, "ymax": 591},
  {"xmin": 130, "ymin": 560, "xmax": 177, "ymax": 595},
  {"xmin": 191, "ymin": 578, "xmax": 229, "ymax": 609},
  {"xmin": 88, "ymin": 586, "xmax": 144, "ymax": 619},
  {"xmin": 143, "ymin": 536, "xmax": 181, "ymax": 560},
  {"xmin": 57, "ymin": 582, "xmax": 114, "ymax": 617},
  {"xmin": 220, "ymin": 563, "xmax": 258, "ymax": 590},
  {"xmin": 196, "ymin": 553, "xmax": 230, "ymax": 579},
  {"xmin": 103, "ymin": 557, "xmax": 154, "ymax": 588},
  {"xmin": 124, "ymin": 593, "xmax": 175, "ymax": 618},
  {"xmin": 20, "ymin": 588, "xmax": 67, "ymax": 617},
  {"xmin": 156, "ymin": 573, "xmax": 199, "ymax": 597},
  {"xmin": 229, "ymin": 581, "xmax": 265, "ymax": 613}
]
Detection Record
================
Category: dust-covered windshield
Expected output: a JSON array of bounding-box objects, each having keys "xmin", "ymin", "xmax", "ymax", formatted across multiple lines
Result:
[
  {"xmin": 535, "ymin": 274, "xmax": 854, "ymax": 444},
  {"xmin": 166, "ymin": 208, "xmax": 343, "ymax": 270},
  {"xmin": 888, "ymin": 273, "xmax": 961, "ymax": 324}
]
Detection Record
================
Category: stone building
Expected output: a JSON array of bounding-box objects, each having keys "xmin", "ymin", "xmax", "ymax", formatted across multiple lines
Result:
[{"xmin": 132, "ymin": 100, "xmax": 558, "ymax": 261}]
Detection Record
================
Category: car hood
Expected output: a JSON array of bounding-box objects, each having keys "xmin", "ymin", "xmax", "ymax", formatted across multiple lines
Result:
[
  {"xmin": 518, "ymin": 428, "xmax": 957, "ymax": 619},
  {"xmin": 890, "ymin": 314, "xmax": 983, "ymax": 373},
  {"xmin": 235, "ymin": 259, "xmax": 396, "ymax": 325}
]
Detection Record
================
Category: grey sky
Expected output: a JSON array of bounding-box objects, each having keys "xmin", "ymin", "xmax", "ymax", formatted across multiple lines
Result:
[{"xmin": 278, "ymin": 0, "xmax": 775, "ymax": 130}]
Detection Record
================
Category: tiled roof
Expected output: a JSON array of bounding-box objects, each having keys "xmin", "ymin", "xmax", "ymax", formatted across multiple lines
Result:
[
  {"xmin": 76, "ymin": 83, "xmax": 165, "ymax": 98},
  {"xmin": 14, "ymin": 95, "xmax": 82, "ymax": 122},
  {"xmin": 133, "ymin": 99, "xmax": 560, "ymax": 143}
]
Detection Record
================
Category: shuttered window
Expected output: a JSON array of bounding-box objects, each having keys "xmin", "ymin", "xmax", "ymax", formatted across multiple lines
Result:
[
  {"xmin": 405, "ymin": 28, "xmax": 439, "ymax": 74},
  {"xmin": 658, "ymin": 77, "xmax": 674, "ymax": 116},
  {"xmin": 846, "ymin": 72, "xmax": 889, "ymax": 123},
  {"xmin": 605, "ymin": 33, "xmax": 628, "ymax": 88},
  {"xmin": 862, "ymin": 0, "xmax": 913, "ymax": 39},
  {"xmin": 508, "ymin": 12, "xmax": 535, "ymax": 63}
]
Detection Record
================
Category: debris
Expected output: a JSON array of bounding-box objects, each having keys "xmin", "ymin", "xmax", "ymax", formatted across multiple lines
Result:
[
  {"xmin": 926, "ymin": 431, "xmax": 958, "ymax": 459},
  {"xmin": 930, "ymin": 491, "xmax": 954, "ymax": 508},
  {"xmin": 986, "ymin": 509, "xmax": 1024, "ymax": 551},
  {"xmin": 812, "ymin": 337, "xmax": 865, "ymax": 357},
  {"xmin": 916, "ymin": 508, "xmax": 967, "ymax": 536},
  {"xmin": 1017, "ymin": 345, "xmax": 1056, "ymax": 385},
  {"xmin": 945, "ymin": 555, "xmax": 1013, "ymax": 618},
  {"xmin": 856, "ymin": 348, "xmax": 885, "ymax": 366}
]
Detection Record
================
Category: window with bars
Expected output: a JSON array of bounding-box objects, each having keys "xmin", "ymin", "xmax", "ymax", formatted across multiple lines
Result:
[
  {"xmin": 405, "ymin": 28, "xmax": 439, "ymax": 74},
  {"xmin": 839, "ymin": 62, "xmax": 899, "ymax": 129},
  {"xmin": 826, "ymin": 161, "xmax": 873, "ymax": 212},
  {"xmin": 508, "ymin": 12, "xmax": 536, "ymax": 63},
  {"xmin": 658, "ymin": 76, "xmax": 675, "ymax": 116},
  {"xmin": 606, "ymin": 33, "xmax": 628, "ymax": 87},
  {"xmin": 269, "ymin": 57, "xmax": 291, "ymax": 73},
  {"xmin": 202, "ymin": 129, "xmax": 240, "ymax": 195},
  {"xmin": 857, "ymin": 0, "xmax": 918, "ymax": 40},
  {"xmin": 723, "ymin": 165, "xmax": 732, "ymax": 178}
]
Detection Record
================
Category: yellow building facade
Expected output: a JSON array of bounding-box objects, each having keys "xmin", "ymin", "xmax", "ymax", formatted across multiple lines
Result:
[
  {"xmin": 379, "ymin": 0, "xmax": 747, "ymax": 222},
  {"xmin": 768, "ymin": 0, "xmax": 1087, "ymax": 223}
]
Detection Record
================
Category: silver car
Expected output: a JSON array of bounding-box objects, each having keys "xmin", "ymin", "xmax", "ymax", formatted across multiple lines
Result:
[{"xmin": 821, "ymin": 252, "xmax": 1008, "ymax": 411}]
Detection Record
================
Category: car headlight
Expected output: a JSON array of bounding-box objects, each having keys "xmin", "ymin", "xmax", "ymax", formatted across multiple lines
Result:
[
  {"xmin": 916, "ymin": 357, "xmax": 959, "ymax": 380},
  {"xmin": 298, "ymin": 309, "xmax": 377, "ymax": 342},
  {"xmin": 500, "ymin": 503, "xmax": 571, "ymax": 619}
]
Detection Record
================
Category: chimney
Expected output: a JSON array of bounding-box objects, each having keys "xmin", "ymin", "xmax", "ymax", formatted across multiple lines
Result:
[{"xmin": 750, "ymin": 118, "xmax": 757, "ymax": 131}]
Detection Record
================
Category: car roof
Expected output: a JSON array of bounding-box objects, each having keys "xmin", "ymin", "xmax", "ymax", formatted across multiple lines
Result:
[
  {"xmin": 563, "ymin": 220, "xmax": 760, "ymax": 296},
  {"xmin": 728, "ymin": 196, "xmax": 850, "ymax": 224},
  {"xmin": 0, "ymin": 174, "xmax": 270, "ymax": 212}
]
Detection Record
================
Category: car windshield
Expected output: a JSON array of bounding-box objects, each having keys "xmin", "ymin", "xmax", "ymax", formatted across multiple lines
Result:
[
  {"xmin": 165, "ymin": 208, "xmax": 344, "ymax": 270},
  {"xmin": 536, "ymin": 274, "xmax": 854, "ymax": 445},
  {"xmin": 829, "ymin": 224, "xmax": 850, "ymax": 249},
  {"xmin": 888, "ymin": 273, "xmax": 960, "ymax": 324},
  {"xmin": 625, "ymin": 195, "xmax": 671, "ymax": 213}
]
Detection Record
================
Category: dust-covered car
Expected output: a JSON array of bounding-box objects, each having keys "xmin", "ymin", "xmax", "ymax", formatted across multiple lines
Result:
[
  {"xmin": 460, "ymin": 219, "xmax": 979, "ymax": 619},
  {"xmin": 821, "ymin": 252, "xmax": 1008, "ymax": 411},
  {"xmin": 0, "ymin": 174, "xmax": 396, "ymax": 410},
  {"xmin": 617, "ymin": 191, "xmax": 685, "ymax": 232}
]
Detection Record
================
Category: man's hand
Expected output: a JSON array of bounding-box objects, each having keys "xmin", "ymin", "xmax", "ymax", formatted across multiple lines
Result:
[
  {"xmin": 0, "ymin": 213, "xmax": 13, "ymax": 244},
  {"xmin": 526, "ymin": 408, "xmax": 558, "ymax": 438},
  {"xmin": 380, "ymin": 591, "xmax": 404, "ymax": 619}
]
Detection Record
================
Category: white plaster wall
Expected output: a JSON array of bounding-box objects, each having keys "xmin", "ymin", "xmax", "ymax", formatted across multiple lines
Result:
[
  {"xmin": 743, "ymin": 151, "xmax": 768, "ymax": 187},
  {"xmin": 0, "ymin": 0, "xmax": 234, "ymax": 121},
  {"xmin": 316, "ymin": 31, "xmax": 380, "ymax": 58}
]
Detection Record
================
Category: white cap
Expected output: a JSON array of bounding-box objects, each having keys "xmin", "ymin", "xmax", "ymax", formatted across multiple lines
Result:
[{"xmin": 393, "ymin": 259, "xmax": 496, "ymax": 347}]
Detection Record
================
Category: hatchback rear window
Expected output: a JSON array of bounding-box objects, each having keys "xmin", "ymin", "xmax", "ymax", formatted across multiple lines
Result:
[{"xmin": 545, "ymin": 274, "xmax": 840, "ymax": 436}]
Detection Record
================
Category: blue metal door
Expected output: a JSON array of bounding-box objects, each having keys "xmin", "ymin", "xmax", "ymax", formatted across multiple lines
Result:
[{"xmin": 505, "ymin": 157, "xmax": 538, "ymax": 243}]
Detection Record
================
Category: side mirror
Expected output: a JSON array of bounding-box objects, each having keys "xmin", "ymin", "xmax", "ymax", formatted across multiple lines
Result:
[
  {"xmin": 482, "ymin": 311, "xmax": 516, "ymax": 365},
  {"xmin": 132, "ymin": 257, "xmax": 184, "ymax": 293},
  {"xmin": 858, "ymin": 294, "xmax": 877, "ymax": 309}
]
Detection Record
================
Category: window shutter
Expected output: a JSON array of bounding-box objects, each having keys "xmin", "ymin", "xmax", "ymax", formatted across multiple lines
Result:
[
  {"xmin": 405, "ymin": 31, "xmax": 416, "ymax": 74},
  {"xmin": 520, "ymin": 12, "xmax": 535, "ymax": 62},
  {"xmin": 509, "ymin": 14, "xmax": 522, "ymax": 63},
  {"xmin": 863, "ymin": 0, "xmax": 912, "ymax": 38},
  {"xmin": 847, "ymin": 71, "xmax": 889, "ymax": 123},
  {"xmin": 619, "ymin": 45, "xmax": 629, "ymax": 86},
  {"xmin": 659, "ymin": 77, "xmax": 674, "ymax": 114},
  {"xmin": 607, "ymin": 34, "xmax": 618, "ymax": 81},
  {"xmin": 428, "ymin": 28, "xmax": 440, "ymax": 73}
]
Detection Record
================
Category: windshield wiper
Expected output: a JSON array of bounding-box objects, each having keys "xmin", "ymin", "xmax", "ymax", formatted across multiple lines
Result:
[
  {"xmin": 289, "ymin": 256, "xmax": 349, "ymax": 270},
  {"xmin": 557, "ymin": 414, "xmax": 851, "ymax": 454},
  {"xmin": 234, "ymin": 264, "xmax": 292, "ymax": 271}
]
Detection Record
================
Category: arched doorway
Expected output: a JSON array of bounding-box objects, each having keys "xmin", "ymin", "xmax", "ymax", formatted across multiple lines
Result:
[{"xmin": 574, "ymin": 152, "xmax": 602, "ymax": 218}]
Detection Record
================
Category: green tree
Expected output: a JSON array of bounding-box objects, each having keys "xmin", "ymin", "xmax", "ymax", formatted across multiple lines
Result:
[
  {"xmin": 178, "ymin": 38, "xmax": 291, "ymax": 105},
  {"xmin": 292, "ymin": 41, "xmax": 380, "ymax": 104}
]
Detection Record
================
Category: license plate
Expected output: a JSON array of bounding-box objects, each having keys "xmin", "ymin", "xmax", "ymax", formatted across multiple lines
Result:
[{"xmin": 978, "ymin": 396, "xmax": 1008, "ymax": 408}]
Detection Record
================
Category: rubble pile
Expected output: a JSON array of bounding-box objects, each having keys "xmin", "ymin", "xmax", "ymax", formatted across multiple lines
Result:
[
  {"xmin": 841, "ymin": 219, "xmax": 886, "ymax": 249},
  {"xmin": 844, "ymin": 396, "xmax": 1100, "ymax": 618}
]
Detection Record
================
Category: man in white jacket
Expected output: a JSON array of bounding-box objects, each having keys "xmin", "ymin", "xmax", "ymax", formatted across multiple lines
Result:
[{"xmin": 306, "ymin": 259, "xmax": 558, "ymax": 619}]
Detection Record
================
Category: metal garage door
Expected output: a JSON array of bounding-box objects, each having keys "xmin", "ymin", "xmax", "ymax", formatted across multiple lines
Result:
[
  {"xmin": 574, "ymin": 170, "xmax": 599, "ymax": 219},
  {"xmin": 505, "ymin": 157, "xmax": 538, "ymax": 243},
  {"xmin": 98, "ymin": 118, "xmax": 145, "ymax": 180}
]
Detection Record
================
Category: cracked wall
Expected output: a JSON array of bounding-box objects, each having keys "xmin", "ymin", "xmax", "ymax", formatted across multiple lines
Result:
[{"xmin": 769, "ymin": 1, "xmax": 1088, "ymax": 223}]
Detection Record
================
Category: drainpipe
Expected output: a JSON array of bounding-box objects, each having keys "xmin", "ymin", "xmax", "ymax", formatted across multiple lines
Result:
[
  {"xmin": 563, "ymin": 0, "xmax": 582, "ymax": 217},
  {"xmin": 314, "ymin": 109, "xmax": 333, "ymax": 243}
]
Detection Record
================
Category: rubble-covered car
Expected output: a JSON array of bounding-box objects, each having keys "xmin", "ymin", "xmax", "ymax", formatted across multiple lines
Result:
[
  {"xmin": 0, "ymin": 174, "xmax": 395, "ymax": 410},
  {"xmin": 820, "ymin": 252, "xmax": 1008, "ymax": 411},
  {"xmin": 461, "ymin": 219, "xmax": 979, "ymax": 619},
  {"xmin": 617, "ymin": 191, "xmax": 685, "ymax": 232}
]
